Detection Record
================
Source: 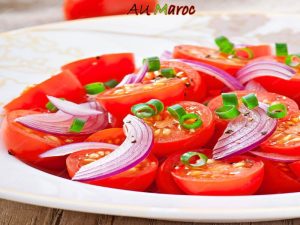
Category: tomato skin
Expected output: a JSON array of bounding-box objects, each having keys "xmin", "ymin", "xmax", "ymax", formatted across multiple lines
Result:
[
  {"xmin": 172, "ymin": 156, "xmax": 264, "ymax": 196},
  {"xmin": 258, "ymin": 159, "xmax": 300, "ymax": 194},
  {"xmin": 66, "ymin": 149, "xmax": 158, "ymax": 191},
  {"xmin": 2, "ymin": 110, "xmax": 78, "ymax": 171},
  {"xmin": 62, "ymin": 53, "xmax": 135, "ymax": 85},
  {"xmin": 86, "ymin": 128, "xmax": 125, "ymax": 145},
  {"xmin": 4, "ymin": 71, "xmax": 86, "ymax": 112},
  {"xmin": 289, "ymin": 161, "xmax": 300, "ymax": 179},
  {"xmin": 150, "ymin": 101, "xmax": 215, "ymax": 158},
  {"xmin": 64, "ymin": 0, "xmax": 157, "ymax": 20},
  {"xmin": 97, "ymin": 79, "xmax": 185, "ymax": 127}
]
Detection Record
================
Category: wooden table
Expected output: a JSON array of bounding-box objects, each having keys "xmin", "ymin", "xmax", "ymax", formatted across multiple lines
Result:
[{"xmin": 1, "ymin": 0, "xmax": 300, "ymax": 224}]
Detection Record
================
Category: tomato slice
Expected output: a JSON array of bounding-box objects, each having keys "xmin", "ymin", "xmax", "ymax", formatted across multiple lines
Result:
[
  {"xmin": 86, "ymin": 128, "xmax": 125, "ymax": 145},
  {"xmin": 289, "ymin": 161, "xmax": 300, "ymax": 179},
  {"xmin": 66, "ymin": 149, "xmax": 158, "ymax": 191},
  {"xmin": 2, "ymin": 110, "xmax": 85, "ymax": 171},
  {"xmin": 143, "ymin": 61, "xmax": 207, "ymax": 102},
  {"xmin": 258, "ymin": 158, "xmax": 300, "ymax": 194},
  {"xmin": 156, "ymin": 149, "xmax": 211, "ymax": 194},
  {"xmin": 62, "ymin": 53, "xmax": 135, "ymax": 85},
  {"xmin": 207, "ymin": 90, "xmax": 299, "ymax": 148},
  {"xmin": 172, "ymin": 155, "xmax": 264, "ymax": 195},
  {"xmin": 253, "ymin": 56, "xmax": 300, "ymax": 106},
  {"xmin": 142, "ymin": 101, "xmax": 215, "ymax": 158},
  {"xmin": 64, "ymin": 0, "xmax": 157, "ymax": 20},
  {"xmin": 4, "ymin": 71, "xmax": 86, "ymax": 112},
  {"xmin": 97, "ymin": 78, "xmax": 185, "ymax": 126},
  {"xmin": 261, "ymin": 112, "xmax": 300, "ymax": 156}
]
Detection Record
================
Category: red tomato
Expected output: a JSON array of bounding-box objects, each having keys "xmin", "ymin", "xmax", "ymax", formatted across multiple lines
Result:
[
  {"xmin": 64, "ymin": 0, "xmax": 157, "ymax": 20},
  {"xmin": 143, "ymin": 101, "xmax": 215, "ymax": 158},
  {"xmin": 289, "ymin": 161, "xmax": 300, "ymax": 179},
  {"xmin": 156, "ymin": 149, "xmax": 211, "ymax": 194},
  {"xmin": 86, "ymin": 128, "xmax": 125, "ymax": 145},
  {"xmin": 253, "ymin": 56, "xmax": 300, "ymax": 106},
  {"xmin": 66, "ymin": 149, "xmax": 158, "ymax": 191},
  {"xmin": 258, "ymin": 159, "xmax": 300, "ymax": 194},
  {"xmin": 261, "ymin": 112, "xmax": 300, "ymax": 156},
  {"xmin": 62, "ymin": 53, "xmax": 135, "ymax": 85},
  {"xmin": 2, "ymin": 110, "xmax": 85, "ymax": 171},
  {"xmin": 172, "ymin": 155, "xmax": 264, "ymax": 195},
  {"xmin": 4, "ymin": 71, "xmax": 86, "ymax": 112},
  {"xmin": 97, "ymin": 78, "xmax": 185, "ymax": 126},
  {"xmin": 207, "ymin": 90, "xmax": 299, "ymax": 148},
  {"xmin": 143, "ymin": 61, "xmax": 207, "ymax": 102}
]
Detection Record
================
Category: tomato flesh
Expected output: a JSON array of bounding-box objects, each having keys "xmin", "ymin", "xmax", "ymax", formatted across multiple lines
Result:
[
  {"xmin": 86, "ymin": 128, "xmax": 125, "ymax": 145},
  {"xmin": 172, "ymin": 155, "xmax": 264, "ymax": 195},
  {"xmin": 62, "ymin": 53, "xmax": 135, "ymax": 85},
  {"xmin": 97, "ymin": 78, "xmax": 185, "ymax": 126},
  {"xmin": 4, "ymin": 71, "xmax": 86, "ymax": 112},
  {"xmin": 67, "ymin": 149, "xmax": 158, "ymax": 191},
  {"xmin": 143, "ymin": 61, "xmax": 207, "ymax": 102},
  {"xmin": 142, "ymin": 101, "xmax": 214, "ymax": 158}
]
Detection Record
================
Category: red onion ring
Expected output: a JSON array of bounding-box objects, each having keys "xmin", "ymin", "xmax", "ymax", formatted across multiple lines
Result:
[
  {"xmin": 245, "ymin": 80, "xmax": 267, "ymax": 92},
  {"xmin": 213, "ymin": 104, "xmax": 277, "ymax": 159},
  {"xmin": 72, "ymin": 114, "xmax": 154, "ymax": 181},
  {"xmin": 250, "ymin": 151, "xmax": 300, "ymax": 163},
  {"xmin": 40, "ymin": 142, "xmax": 118, "ymax": 158},
  {"xmin": 116, "ymin": 64, "xmax": 148, "ymax": 87}
]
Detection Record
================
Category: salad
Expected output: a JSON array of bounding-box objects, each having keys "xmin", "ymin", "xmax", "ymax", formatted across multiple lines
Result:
[{"xmin": 3, "ymin": 37, "xmax": 300, "ymax": 195}]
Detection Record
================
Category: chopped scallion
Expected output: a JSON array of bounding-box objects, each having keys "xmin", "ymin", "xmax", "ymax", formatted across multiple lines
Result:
[
  {"xmin": 275, "ymin": 43, "xmax": 288, "ymax": 57},
  {"xmin": 215, "ymin": 105, "xmax": 240, "ymax": 119},
  {"xmin": 167, "ymin": 104, "xmax": 186, "ymax": 120},
  {"xmin": 70, "ymin": 118, "xmax": 86, "ymax": 133},
  {"xmin": 241, "ymin": 93, "xmax": 258, "ymax": 109},
  {"xmin": 179, "ymin": 113, "xmax": 203, "ymax": 129},
  {"xmin": 143, "ymin": 56, "xmax": 160, "ymax": 72},
  {"xmin": 85, "ymin": 82, "xmax": 106, "ymax": 95},
  {"xmin": 146, "ymin": 99, "xmax": 164, "ymax": 114},
  {"xmin": 267, "ymin": 103, "xmax": 287, "ymax": 119},
  {"xmin": 222, "ymin": 93, "xmax": 238, "ymax": 106},
  {"xmin": 104, "ymin": 79, "xmax": 119, "ymax": 88},
  {"xmin": 181, "ymin": 151, "xmax": 208, "ymax": 168},
  {"xmin": 161, "ymin": 68, "xmax": 176, "ymax": 78},
  {"xmin": 131, "ymin": 103, "xmax": 155, "ymax": 118}
]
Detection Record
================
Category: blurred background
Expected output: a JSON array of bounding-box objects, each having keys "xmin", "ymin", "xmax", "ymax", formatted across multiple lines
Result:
[{"xmin": 1, "ymin": 0, "xmax": 300, "ymax": 32}]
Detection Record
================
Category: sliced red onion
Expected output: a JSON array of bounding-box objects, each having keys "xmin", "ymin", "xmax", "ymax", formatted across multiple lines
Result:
[
  {"xmin": 213, "ymin": 104, "xmax": 277, "ymax": 159},
  {"xmin": 72, "ymin": 114, "xmax": 153, "ymax": 181},
  {"xmin": 15, "ymin": 102, "xmax": 108, "ymax": 135},
  {"xmin": 245, "ymin": 80, "xmax": 267, "ymax": 92},
  {"xmin": 171, "ymin": 59, "xmax": 244, "ymax": 90},
  {"xmin": 116, "ymin": 64, "xmax": 148, "ymax": 87},
  {"xmin": 40, "ymin": 142, "xmax": 118, "ymax": 158},
  {"xmin": 161, "ymin": 50, "xmax": 172, "ymax": 60},
  {"xmin": 250, "ymin": 151, "xmax": 300, "ymax": 163},
  {"xmin": 237, "ymin": 61, "xmax": 295, "ymax": 84},
  {"xmin": 47, "ymin": 96, "xmax": 101, "ymax": 116}
]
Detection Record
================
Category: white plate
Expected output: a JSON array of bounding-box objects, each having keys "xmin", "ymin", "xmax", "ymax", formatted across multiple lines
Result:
[{"xmin": 1, "ymin": 12, "xmax": 300, "ymax": 223}]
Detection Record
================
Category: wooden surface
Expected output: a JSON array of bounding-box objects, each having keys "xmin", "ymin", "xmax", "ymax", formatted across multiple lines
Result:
[
  {"xmin": 1, "ymin": 199, "xmax": 300, "ymax": 225},
  {"xmin": 1, "ymin": 0, "xmax": 300, "ymax": 224}
]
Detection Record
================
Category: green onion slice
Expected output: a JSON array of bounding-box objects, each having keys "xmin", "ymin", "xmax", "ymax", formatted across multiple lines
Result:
[
  {"xmin": 180, "ymin": 113, "xmax": 203, "ymax": 129},
  {"xmin": 285, "ymin": 55, "xmax": 300, "ymax": 67},
  {"xmin": 267, "ymin": 103, "xmax": 287, "ymax": 119},
  {"xmin": 167, "ymin": 104, "xmax": 186, "ymax": 120},
  {"xmin": 146, "ymin": 99, "xmax": 164, "ymax": 114},
  {"xmin": 70, "ymin": 118, "xmax": 86, "ymax": 133},
  {"xmin": 235, "ymin": 48, "xmax": 254, "ymax": 59},
  {"xmin": 275, "ymin": 43, "xmax": 288, "ymax": 57},
  {"xmin": 215, "ymin": 36, "xmax": 235, "ymax": 54},
  {"xmin": 131, "ymin": 103, "xmax": 155, "ymax": 118},
  {"xmin": 45, "ymin": 98, "xmax": 65, "ymax": 112},
  {"xmin": 143, "ymin": 56, "xmax": 160, "ymax": 72},
  {"xmin": 104, "ymin": 79, "xmax": 119, "ymax": 88},
  {"xmin": 241, "ymin": 93, "xmax": 259, "ymax": 109},
  {"xmin": 161, "ymin": 68, "xmax": 176, "ymax": 78},
  {"xmin": 222, "ymin": 93, "xmax": 238, "ymax": 106},
  {"xmin": 215, "ymin": 105, "xmax": 240, "ymax": 119},
  {"xmin": 85, "ymin": 82, "xmax": 106, "ymax": 95},
  {"xmin": 181, "ymin": 152, "xmax": 208, "ymax": 168}
]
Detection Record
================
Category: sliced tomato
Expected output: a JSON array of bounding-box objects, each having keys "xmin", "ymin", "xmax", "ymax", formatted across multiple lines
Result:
[
  {"xmin": 66, "ymin": 149, "xmax": 158, "ymax": 191},
  {"xmin": 62, "ymin": 53, "xmax": 135, "ymax": 85},
  {"xmin": 86, "ymin": 128, "xmax": 125, "ymax": 145},
  {"xmin": 258, "ymin": 159, "xmax": 300, "ymax": 194},
  {"xmin": 97, "ymin": 78, "xmax": 185, "ymax": 126},
  {"xmin": 261, "ymin": 112, "xmax": 300, "ymax": 156},
  {"xmin": 4, "ymin": 71, "xmax": 86, "ymax": 112},
  {"xmin": 143, "ymin": 61, "xmax": 207, "ymax": 102},
  {"xmin": 142, "ymin": 101, "xmax": 215, "ymax": 158},
  {"xmin": 289, "ymin": 161, "xmax": 300, "ymax": 179},
  {"xmin": 207, "ymin": 90, "xmax": 299, "ymax": 148},
  {"xmin": 64, "ymin": 0, "xmax": 157, "ymax": 20},
  {"xmin": 172, "ymin": 155, "xmax": 264, "ymax": 195},
  {"xmin": 156, "ymin": 149, "xmax": 211, "ymax": 194},
  {"xmin": 2, "ymin": 110, "xmax": 85, "ymax": 171}
]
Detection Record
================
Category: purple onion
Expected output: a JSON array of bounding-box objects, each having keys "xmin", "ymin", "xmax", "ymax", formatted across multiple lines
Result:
[{"xmin": 250, "ymin": 151, "xmax": 300, "ymax": 163}]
